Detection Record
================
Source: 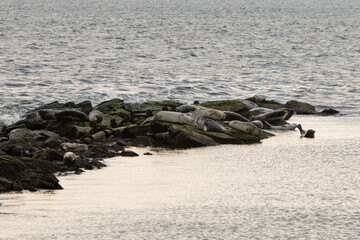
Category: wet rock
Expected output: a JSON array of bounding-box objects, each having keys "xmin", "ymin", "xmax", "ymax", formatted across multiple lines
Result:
[
  {"xmin": 132, "ymin": 136, "xmax": 154, "ymax": 147},
  {"xmin": 63, "ymin": 101, "xmax": 93, "ymax": 115},
  {"xmin": 285, "ymin": 100, "xmax": 315, "ymax": 114},
  {"xmin": 199, "ymin": 100, "xmax": 247, "ymax": 113},
  {"xmin": 94, "ymin": 98, "xmax": 126, "ymax": 114},
  {"xmin": 119, "ymin": 150, "xmax": 139, "ymax": 157},
  {"xmin": 33, "ymin": 148, "xmax": 63, "ymax": 161},
  {"xmin": 122, "ymin": 124, "xmax": 152, "ymax": 138},
  {"xmin": 24, "ymin": 111, "xmax": 46, "ymax": 130},
  {"xmin": 318, "ymin": 108, "xmax": 340, "ymax": 115},
  {"xmin": 45, "ymin": 120, "xmax": 78, "ymax": 139},
  {"xmin": 0, "ymin": 156, "xmax": 26, "ymax": 181},
  {"xmin": 168, "ymin": 125, "xmax": 218, "ymax": 148},
  {"xmin": 130, "ymin": 100, "xmax": 180, "ymax": 113}
]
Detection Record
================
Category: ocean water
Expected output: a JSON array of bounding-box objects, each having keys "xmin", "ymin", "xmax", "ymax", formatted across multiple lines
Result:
[
  {"xmin": 0, "ymin": 115, "xmax": 359, "ymax": 239},
  {"xmin": 1, "ymin": 0, "xmax": 360, "ymax": 125}
]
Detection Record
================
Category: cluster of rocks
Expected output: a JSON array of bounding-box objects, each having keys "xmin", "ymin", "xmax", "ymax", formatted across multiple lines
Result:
[{"xmin": 0, "ymin": 96, "xmax": 338, "ymax": 192}]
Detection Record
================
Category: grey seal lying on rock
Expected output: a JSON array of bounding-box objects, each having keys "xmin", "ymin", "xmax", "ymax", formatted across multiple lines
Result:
[
  {"xmin": 263, "ymin": 121, "xmax": 298, "ymax": 130},
  {"xmin": 152, "ymin": 111, "xmax": 194, "ymax": 125},
  {"xmin": 195, "ymin": 117, "xmax": 227, "ymax": 132}
]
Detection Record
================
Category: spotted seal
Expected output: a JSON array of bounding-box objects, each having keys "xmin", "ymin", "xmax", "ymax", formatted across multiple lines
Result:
[
  {"xmin": 229, "ymin": 120, "xmax": 263, "ymax": 137},
  {"xmin": 175, "ymin": 104, "xmax": 200, "ymax": 113},
  {"xmin": 263, "ymin": 121, "xmax": 298, "ymax": 130},
  {"xmin": 89, "ymin": 110, "xmax": 104, "ymax": 127},
  {"xmin": 251, "ymin": 120, "xmax": 264, "ymax": 129},
  {"xmin": 195, "ymin": 117, "xmax": 227, "ymax": 132},
  {"xmin": 153, "ymin": 111, "xmax": 194, "ymax": 125},
  {"xmin": 251, "ymin": 109, "xmax": 287, "ymax": 122},
  {"xmin": 296, "ymin": 124, "xmax": 315, "ymax": 138},
  {"xmin": 223, "ymin": 111, "xmax": 249, "ymax": 122},
  {"xmin": 54, "ymin": 110, "xmax": 90, "ymax": 122},
  {"xmin": 190, "ymin": 108, "xmax": 226, "ymax": 121}
]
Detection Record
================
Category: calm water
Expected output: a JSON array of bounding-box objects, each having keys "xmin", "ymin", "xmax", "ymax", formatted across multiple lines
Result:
[
  {"xmin": 1, "ymin": 115, "xmax": 359, "ymax": 239},
  {"xmin": 1, "ymin": 0, "xmax": 360, "ymax": 125}
]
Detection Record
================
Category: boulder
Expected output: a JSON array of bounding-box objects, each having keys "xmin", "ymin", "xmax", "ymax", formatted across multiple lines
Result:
[
  {"xmin": 199, "ymin": 100, "xmax": 247, "ymax": 113},
  {"xmin": 285, "ymin": 100, "xmax": 315, "ymax": 114},
  {"xmin": 119, "ymin": 150, "xmax": 139, "ymax": 157},
  {"xmin": 94, "ymin": 98, "xmax": 126, "ymax": 114},
  {"xmin": 168, "ymin": 125, "xmax": 218, "ymax": 148}
]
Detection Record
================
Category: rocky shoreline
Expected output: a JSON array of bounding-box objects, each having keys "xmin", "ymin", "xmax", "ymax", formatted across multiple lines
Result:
[{"xmin": 0, "ymin": 96, "xmax": 339, "ymax": 192}]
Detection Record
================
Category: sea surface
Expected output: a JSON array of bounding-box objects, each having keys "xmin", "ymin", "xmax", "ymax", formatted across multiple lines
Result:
[
  {"xmin": 1, "ymin": 1, "xmax": 360, "ymax": 239},
  {"xmin": 1, "ymin": 0, "xmax": 360, "ymax": 125},
  {"xmin": 1, "ymin": 115, "xmax": 359, "ymax": 239}
]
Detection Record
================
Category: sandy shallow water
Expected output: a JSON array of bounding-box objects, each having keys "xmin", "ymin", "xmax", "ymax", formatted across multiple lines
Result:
[{"xmin": 1, "ymin": 115, "xmax": 359, "ymax": 239}]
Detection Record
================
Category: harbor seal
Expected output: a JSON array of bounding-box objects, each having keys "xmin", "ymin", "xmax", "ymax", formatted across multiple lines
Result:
[
  {"xmin": 249, "ymin": 107, "xmax": 273, "ymax": 113},
  {"xmin": 223, "ymin": 111, "xmax": 249, "ymax": 122},
  {"xmin": 251, "ymin": 120, "xmax": 264, "ymax": 129},
  {"xmin": 296, "ymin": 124, "xmax": 315, "ymax": 138},
  {"xmin": 242, "ymin": 100, "xmax": 259, "ymax": 110},
  {"xmin": 263, "ymin": 121, "xmax": 298, "ymax": 130},
  {"xmin": 175, "ymin": 104, "xmax": 200, "ymax": 113},
  {"xmin": 251, "ymin": 109, "xmax": 287, "ymax": 122},
  {"xmin": 153, "ymin": 111, "xmax": 194, "ymax": 125},
  {"xmin": 195, "ymin": 117, "xmax": 227, "ymax": 132},
  {"xmin": 229, "ymin": 120, "xmax": 263, "ymax": 137},
  {"xmin": 190, "ymin": 108, "xmax": 226, "ymax": 121},
  {"xmin": 89, "ymin": 110, "xmax": 104, "ymax": 127},
  {"xmin": 63, "ymin": 151, "xmax": 79, "ymax": 164},
  {"xmin": 54, "ymin": 110, "xmax": 90, "ymax": 122}
]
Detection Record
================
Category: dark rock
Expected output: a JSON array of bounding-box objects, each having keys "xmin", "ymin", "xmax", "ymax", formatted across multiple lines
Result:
[
  {"xmin": 318, "ymin": 108, "xmax": 340, "ymax": 115},
  {"xmin": 132, "ymin": 136, "xmax": 154, "ymax": 147},
  {"xmin": 285, "ymin": 100, "xmax": 315, "ymax": 114},
  {"xmin": 122, "ymin": 124, "xmax": 152, "ymax": 138},
  {"xmin": 144, "ymin": 152, "xmax": 153, "ymax": 155},
  {"xmin": 63, "ymin": 101, "xmax": 93, "ymax": 115},
  {"xmin": 46, "ymin": 120, "xmax": 78, "ymax": 139},
  {"xmin": 168, "ymin": 125, "xmax": 218, "ymax": 148},
  {"xmin": 199, "ymin": 100, "xmax": 247, "ymax": 113},
  {"xmin": 33, "ymin": 148, "xmax": 63, "ymax": 161},
  {"xmin": 24, "ymin": 111, "xmax": 46, "ymax": 130},
  {"xmin": 0, "ymin": 156, "xmax": 26, "ymax": 181},
  {"xmin": 119, "ymin": 150, "xmax": 139, "ymax": 157},
  {"xmin": 94, "ymin": 98, "xmax": 126, "ymax": 114}
]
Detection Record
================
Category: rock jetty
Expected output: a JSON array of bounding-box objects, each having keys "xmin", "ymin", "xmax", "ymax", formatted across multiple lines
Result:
[{"xmin": 0, "ymin": 97, "xmax": 338, "ymax": 192}]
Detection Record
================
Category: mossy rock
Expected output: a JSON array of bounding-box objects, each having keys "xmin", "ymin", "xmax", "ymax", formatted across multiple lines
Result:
[
  {"xmin": 100, "ymin": 114, "xmax": 125, "ymax": 128},
  {"xmin": 63, "ymin": 101, "xmax": 93, "ymax": 114},
  {"xmin": 130, "ymin": 100, "xmax": 181, "ymax": 112},
  {"xmin": 46, "ymin": 120, "xmax": 78, "ymax": 139},
  {"xmin": 168, "ymin": 124, "xmax": 218, "ymax": 148},
  {"xmin": 74, "ymin": 125, "xmax": 92, "ymax": 138},
  {"xmin": 0, "ymin": 156, "xmax": 26, "ymax": 181},
  {"xmin": 94, "ymin": 98, "xmax": 126, "ymax": 114},
  {"xmin": 199, "ymin": 100, "xmax": 247, "ymax": 112},
  {"xmin": 32, "ymin": 148, "xmax": 63, "ymax": 161},
  {"xmin": 257, "ymin": 101, "xmax": 285, "ymax": 110},
  {"xmin": 122, "ymin": 124, "xmax": 152, "ymax": 138},
  {"xmin": 285, "ymin": 100, "xmax": 315, "ymax": 114}
]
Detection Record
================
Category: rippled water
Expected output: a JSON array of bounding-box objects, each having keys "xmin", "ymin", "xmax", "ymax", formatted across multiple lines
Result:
[
  {"xmin": 1, "ymin": 0, "xmax": 360, "ymax": 124},
  {"xmin": 0, "ymin": 115, "xmax": 359, "ymax": 239}
]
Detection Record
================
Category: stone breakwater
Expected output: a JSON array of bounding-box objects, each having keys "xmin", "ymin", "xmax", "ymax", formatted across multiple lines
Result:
[{"xmin": 0, "ymin": 96, "xmax": 339, "ymax": 192}]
